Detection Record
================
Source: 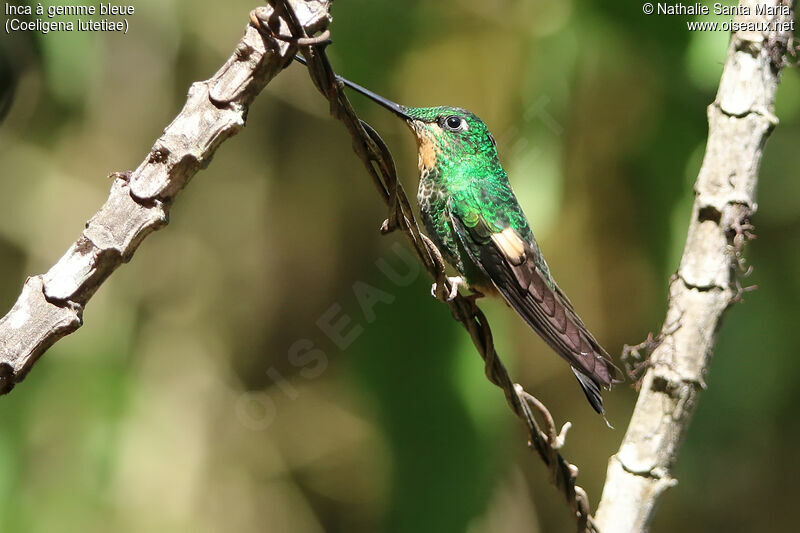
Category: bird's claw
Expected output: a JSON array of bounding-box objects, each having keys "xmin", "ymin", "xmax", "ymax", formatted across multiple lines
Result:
[{"xmin": 430, "ymin": 276, "xmax": 466, "ymax": 301}]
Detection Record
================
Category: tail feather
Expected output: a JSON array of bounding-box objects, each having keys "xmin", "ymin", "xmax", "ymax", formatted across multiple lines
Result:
[
  {"xmin": 572, "ymin": 367, "xmax": 604, "ymax": 415},
  {"xmin": 447, "ymin": 213, "xmax": 623, "ymax": 417}
]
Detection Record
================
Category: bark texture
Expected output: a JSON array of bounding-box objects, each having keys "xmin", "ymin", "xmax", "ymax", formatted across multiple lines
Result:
[
  {"xmin": 0, "ymin": 1, "xmax": 331, "ymax": 394},
  {"xmin": 595, "ymin": 2, "xmax": 795, "ymax": 531}
]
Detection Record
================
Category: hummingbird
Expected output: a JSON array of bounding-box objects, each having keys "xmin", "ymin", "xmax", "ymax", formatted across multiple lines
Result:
[{"xmin": 297, "ymin": 58, "xmax": 622, "ymax": 415}]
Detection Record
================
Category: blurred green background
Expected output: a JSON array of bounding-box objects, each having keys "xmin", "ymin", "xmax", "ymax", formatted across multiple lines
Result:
[{"xmin": 0, "ymin": 1, "xmax": 798, "ymax": 531}]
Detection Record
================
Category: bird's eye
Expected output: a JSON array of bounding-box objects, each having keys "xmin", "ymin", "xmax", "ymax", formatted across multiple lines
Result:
[{"xmin": 442, "ymin": 115, "xmax": 464, "ymax": 131}]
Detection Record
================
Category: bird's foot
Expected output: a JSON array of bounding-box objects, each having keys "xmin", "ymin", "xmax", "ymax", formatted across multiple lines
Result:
[{"xmin": 430, "ymin": 276, "xmax": 466, "ymax": 301}]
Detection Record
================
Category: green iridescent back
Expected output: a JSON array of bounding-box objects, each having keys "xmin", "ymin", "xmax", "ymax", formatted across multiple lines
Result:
[{"xmin": 408, "ymin": 106, "xmax": 547, "ymax": 283}]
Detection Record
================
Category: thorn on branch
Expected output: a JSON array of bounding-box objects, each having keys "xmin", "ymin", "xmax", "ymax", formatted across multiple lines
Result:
[
  {"xmin": 730, "ymin": 216, "xmax": 757, "ymax": 251},
  {"xmin": 727, "ymin": 210, "xmax": 757, "ymax": 280},
  {"xmin": 731, "ymin": 279, "xmax": 758, "ymax": 304},
  {"xmin": 622, "ymin": 332, "xmax": 660, "ymax": 387},
  {"xmin": 108, "ymin": 171, "xmax": 132, "ymax": 182},
  {"xmin": 766, "ymin": 24, "xmax": 794, "ymax": 70},
  {"xmin": 518, "ymin": 386, "xmax": 560, "ymax": 444},
  {"xmin": 622, "ymin": 316, "xmax": 682, "ymax": 389}
]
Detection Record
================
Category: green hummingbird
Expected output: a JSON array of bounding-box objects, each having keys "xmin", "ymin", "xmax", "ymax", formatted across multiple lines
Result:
[{"xmin": 300, "ymin": 59, "xmax": 622, "ymax": 414}]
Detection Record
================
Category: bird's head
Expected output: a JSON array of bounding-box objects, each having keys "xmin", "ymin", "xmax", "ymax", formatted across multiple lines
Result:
[
  {"xmin": 321, "ymin": 66, "xmax": 499, "ymax": 171},
  {"xmin": 401, "ymin": 106, "xmax": 499, "ymax": 171}
]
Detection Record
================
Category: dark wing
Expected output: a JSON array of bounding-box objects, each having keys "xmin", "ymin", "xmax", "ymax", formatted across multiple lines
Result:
[{"xmin": 448, "ymin": 209, "xmax": 622, "ymax": 414}]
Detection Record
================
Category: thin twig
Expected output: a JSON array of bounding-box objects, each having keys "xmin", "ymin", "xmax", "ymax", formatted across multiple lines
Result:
[{"xmin": 259, "ymin": 2, "xmax": 599, "ymax": 530}]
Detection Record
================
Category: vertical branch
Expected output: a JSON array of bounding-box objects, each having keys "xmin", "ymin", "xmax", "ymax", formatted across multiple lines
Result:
[{"xmin": 595, "ymin": 2, "xmax": 795, "ymax": 531}]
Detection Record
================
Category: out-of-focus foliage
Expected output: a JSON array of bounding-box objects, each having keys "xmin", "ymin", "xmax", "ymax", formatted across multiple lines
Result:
[{"xmin": 0, "ymin": 1, "xmax": 797, "ymax": 531}]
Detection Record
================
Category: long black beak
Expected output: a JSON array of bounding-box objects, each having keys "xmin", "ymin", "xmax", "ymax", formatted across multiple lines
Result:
[{"xmin": 293, "ymin": 56, "xmax": 413, "ymax": 121}]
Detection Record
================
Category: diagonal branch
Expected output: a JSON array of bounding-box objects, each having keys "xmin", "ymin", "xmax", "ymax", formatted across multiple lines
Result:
[
  {"xmin": 0, "ymin": 1, "xmax": 332, "ymax": 393},
  {"xmin": 262, "ymin": 2, "xmax": 599, "ymax": 530},
  {"xmin": 595, "ymin": 2, "xmax": 796, "ymax": 531}
]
